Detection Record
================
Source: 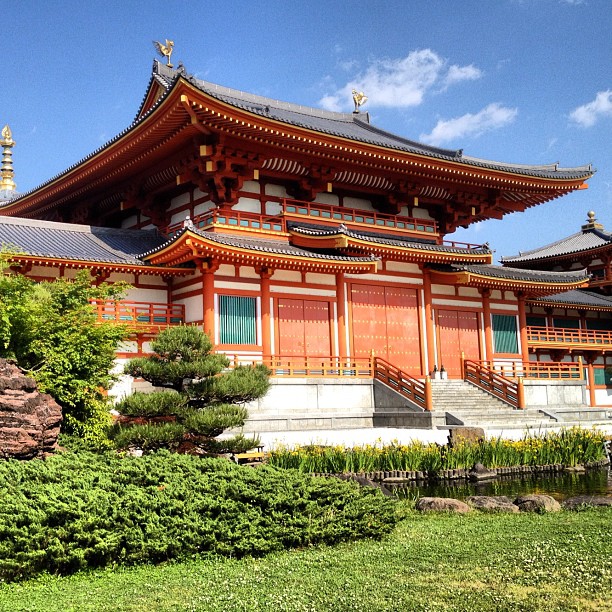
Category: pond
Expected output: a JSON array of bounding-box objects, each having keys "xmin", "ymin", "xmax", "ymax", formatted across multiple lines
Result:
[{"xmin": 390, "ymin": 467, "xmax": 612, "ymax": 501}]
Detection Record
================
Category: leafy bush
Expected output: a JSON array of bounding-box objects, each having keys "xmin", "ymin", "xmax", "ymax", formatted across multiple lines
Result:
[{"xmin": 0, "ymin": 451, "xmax": 398, "ymax": 582}]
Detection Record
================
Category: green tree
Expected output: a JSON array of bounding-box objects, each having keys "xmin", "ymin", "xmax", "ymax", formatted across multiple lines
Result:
[
  {"xmin": 111, "ymin": 325, "xmax": 269, "ymax": 454},
  {"xmin": 1, "ymin": 252, "xmax": 129, "ymax": 444}
]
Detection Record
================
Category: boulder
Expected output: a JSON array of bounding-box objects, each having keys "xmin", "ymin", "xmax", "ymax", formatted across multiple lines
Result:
[
  {"xmin": 0, "ymin": 359, "xmax": 62, "ymax": 459},
  {"xmin": 514, "ymin": 494, "xmax": 561, "ymax": 513},
  {"xmin": 415, "ymin": 497, "xmax": 471, "ymax": 513},
  {"xmin": 448, "ymin": 427, "xmax": 485, "ymax": 447},
  {"xmin": 562, "ymin": 496, "xmax": 612, "ymax": 510},
  {"xmin": 465, "ymin": 495, "xmax": 519, "ymax": 513},
  {"xmin": 468, "ymin": 462, "xmax": 497, "ymax": 482}
]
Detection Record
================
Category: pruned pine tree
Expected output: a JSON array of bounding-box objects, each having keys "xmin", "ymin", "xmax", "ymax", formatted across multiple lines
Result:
[{"xmin": 111, "ymin": 325, "xmax": 269, "ymax": 454}]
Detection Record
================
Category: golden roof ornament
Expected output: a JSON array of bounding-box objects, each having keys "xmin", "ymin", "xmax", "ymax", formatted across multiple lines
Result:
[
  {"xmin": 352, "ymin": 89, "xmax": 368, "ymax": 113},
  {"xmin": 153, "ymin": 39, "xmax": 174, "ymax": 68},
  {"xmin": 582, "ymin": 210, "xmax": 603, "ymax": 231},
  {"xmin": 0, "ymin": 124, "xmax": 16, "ymax": 193}
]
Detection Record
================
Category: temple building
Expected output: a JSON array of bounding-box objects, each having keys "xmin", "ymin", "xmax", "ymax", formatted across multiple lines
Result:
[{"xmin": 0, "ymin": 59, "xmax": 609, "ymax": 428}]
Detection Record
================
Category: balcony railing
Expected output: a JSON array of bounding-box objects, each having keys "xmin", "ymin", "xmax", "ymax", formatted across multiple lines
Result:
[
  {"xmin": 373, "ymin": 357, "xmax": 432, "ymax": 411},
  {"xmin": 92, "ymin": 300, "xmax": 185, "ymax": 329},
  {"xmin": 470, "ymin": 359, "xmax": 584, "ymax": 380},
  {"xmin": 227, "ymin": 354, "xmax": 374, "ymax": 378},
  {"xmin": 166, "ymin": 209, "xmax": 286, "ymax": 237},
  {"xmin": 527, "ymin": 325, "xmax": 612, "ymax": 349},
  {"xmin": 282, "ymin": 198, "xmax": 438, "ymax": 236}
]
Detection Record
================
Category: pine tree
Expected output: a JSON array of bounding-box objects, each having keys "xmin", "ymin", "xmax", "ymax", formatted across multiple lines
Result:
[{"xmin": 110, "ymin": 325, "xmax": 269, "ymax": 454}]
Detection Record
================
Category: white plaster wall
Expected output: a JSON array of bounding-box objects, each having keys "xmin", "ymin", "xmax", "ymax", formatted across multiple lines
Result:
[
  {"xmin": 385, "ymin": 261, "xmax": 421, "ymax": 274},
  {"xmin": 240, "ymin": 266, "xmax": 260, "ymax": 279},
  {"xmin": 458, "ymin": 287, "xmax": 481, "ymax": 298},
  {"xmin": 169, "ymin": 192, "xmax": 191, "ymax": 211},
  {"xmin": 305, "ymin": 272, "xmax": 336, "ymax": 286},
  {"xmin": 173, "ymin": 295, "xmax": 202, "ymax": 323},
  {"xmin": 194, "ymin": 200, "xmax": 215, "ymax": 216},
  {"xmin": 265, "ymin": 184, "xmax": 288, "ymax": 197},
  {"xmin": 234, "ymin": 197, "xmax": 260, "ymax": 213},
  {"xmin": 314, "ymin": 193, "xmax": 339, "ymax": 206},
  {"xmin": 273, "ymin": 270, "xmax": 302, "ymax": 283},
  {"xmin": 432, "ymin": 284, "xmax": 455, "ymax": 296},
  {"xmin": 124, "ymin": 287, "xmax": 168, "ymax": 303},
  {"xmin": 411, "ymin": 208, "xmax": 434, "ymax": 220},
  {"xmin": 343, "ymin": 196, "xmax": 372, "ymax": 211}
]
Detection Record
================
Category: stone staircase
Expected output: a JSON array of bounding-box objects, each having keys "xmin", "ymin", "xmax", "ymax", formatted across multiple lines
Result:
[{"xmin": 431, "ymin": 380, "xmax": 559, "ymax": 429}]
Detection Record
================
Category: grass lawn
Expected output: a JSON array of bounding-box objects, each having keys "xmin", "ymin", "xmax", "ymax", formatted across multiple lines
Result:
[{"xmin": 1, "ymin": 506, "xmax": 610, "ymax": 612}]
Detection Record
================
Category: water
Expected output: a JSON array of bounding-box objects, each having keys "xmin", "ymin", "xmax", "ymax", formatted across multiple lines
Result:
[{"xmin": 390, "ymin": 468, "xmax": 612, "ymax": 501}]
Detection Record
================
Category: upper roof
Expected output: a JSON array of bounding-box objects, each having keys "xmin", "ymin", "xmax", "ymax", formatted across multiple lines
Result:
[
  {"xmin": 502, "ymin": 211, "xmax": 612, "ymax": 265},
  {"xmin": 143, "ymin": 62, "xmax": 593, "ymax": 181},
  {"xmin": 0, "ymin": 216, "xmax": 167, "ymax": 266},
  {"xmin": 532, "ymin": 289, "xmax": 612, "ymax": 309}
]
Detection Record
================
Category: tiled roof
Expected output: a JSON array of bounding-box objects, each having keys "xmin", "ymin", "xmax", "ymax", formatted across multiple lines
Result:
[
  {"xmin": 532, "ymin": 289, "xmax": 612, "ymax": 308},
  {"xmin": 430, "ymin": 263, "xmax": 589, "ymax": 284},
  {"xmin": 501, "ymin": 228, "xmax": 612, "ymax": 264},
  {"xmin": 140, "ymin": 224, "xmax": 378, "ymax": 264},
  {"xmin": 288, "ymin": 222, "xmax": 492, "ymax": 255},
  {"xmin": 151, "ymin": 62, "xmax": 593, "ymax": 181},
  {"xmin": 0, "ymin": 217, "xmax": 167, "ymax": 265}
]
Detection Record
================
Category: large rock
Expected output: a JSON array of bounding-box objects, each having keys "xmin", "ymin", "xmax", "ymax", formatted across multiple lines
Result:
[
  {"xmin": 448, "ymin": 427, "xmax": 485, "ymax": 447},
  {"xmin": 0, "ymin": 359, "xmax": 62, "ymax": 459},
  {"xmin": 468, "ymin": 462, "xmax": 497, "ymax": 482},
  {"xmin": 465, "ymin": 495, "xmax": 519, "ymax": 513},
  {"xmin": 415, "ymin": 497, "xmax": 472, "ymax": 513},
  {"xmin": 562, "ymin": 496, "xmax": 612, "ymax": 510},
  {"xmin": 514, "ymin": 494, "xmax": 561, "ymax": 513}
]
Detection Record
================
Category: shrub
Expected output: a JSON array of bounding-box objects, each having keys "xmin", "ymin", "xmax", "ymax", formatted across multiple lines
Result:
[
  {"xmin": 0, "ymin": 451, "xmax": 398, "ymax": 582},
  {"xmin": 113, "ymin": 326, "xmax": 269, "ymax": 454}
]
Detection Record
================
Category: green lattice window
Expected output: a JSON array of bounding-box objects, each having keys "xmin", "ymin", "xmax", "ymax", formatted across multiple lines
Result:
[
  {"xmin": 586, "ymin": 318, "xmax": 612, "ymax": 331},
  {"xmin": 218, "ymin": 295, "xmax": 257, "ymax": 344},
  {"xmin": 526, "ymin": 315, "xmax": 546, "ymax": 327},
  {"xmin": 593, "ymin": 367, "xmax": 612, "ymax": 386},
  {"xmin": 492, "ymin": 314, "xmax": 519, "ymax": 354},
  {"xmin": 553, "ymin": 318, "xmax": 580, "ymax": 329}
]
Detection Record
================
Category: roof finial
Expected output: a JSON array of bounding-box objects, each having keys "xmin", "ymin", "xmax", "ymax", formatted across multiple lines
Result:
[
  {"xmin": 582, "ymin": 210, "xmax": 603, "ymax": 231},
  {"xmin": 352, "ymin": 89, "xmax": 368, "ymax": 113},
  {"xmin": 153, "ymin": 39, "xmax": 174, "ymax": 68},
  {"xmin": 0, "ymin": 125, "xmax": 16, "ymax": 193}
]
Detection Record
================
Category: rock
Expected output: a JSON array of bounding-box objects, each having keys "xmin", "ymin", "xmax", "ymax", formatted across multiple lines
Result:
[
  {"xmin": 563, "ymin": 465, "xmax": 586, "ymax": 473},
  {"xmin": 0, "ymin": 359, "xmax": 62, "ymax": 459},
  {"xmin": 415, "ymin": 497, "xmax": 472, "ymax": 513},
  {"xmin": 468, "ymin": 462, "xmax": 497, "ymax": 482},
  {"xmin": 335, "ymin": 474, "xmax": 393, "ymax": 497},
  {"xmin": 465, "ymin": 495, "xmax": 519, "ymax": 513},
  {"xmin": 514, "ymin": 494, "xmax": 561, "ymax": 513},
  {"xmin": 448, "ymin": 427, "xmax": 485, "ymax": 447},
  {"xmin": 562, "ymin": 496, "xmax": 612, "ymax": 510}
]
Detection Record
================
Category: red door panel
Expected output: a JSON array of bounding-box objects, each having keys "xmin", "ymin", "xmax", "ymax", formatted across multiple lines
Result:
[
  {"xmin": 436, "ymin": 309, "xmax": 480, "ymax": 377},
  {"xmin": 277, "ymin": 298, "xmax": 331, "ymax": 357}
]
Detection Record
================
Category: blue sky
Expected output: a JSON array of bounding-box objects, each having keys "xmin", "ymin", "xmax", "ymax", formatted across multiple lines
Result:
[{"xmin": 4, "ymin": 0, "xmax": 611, "ymax": 261}]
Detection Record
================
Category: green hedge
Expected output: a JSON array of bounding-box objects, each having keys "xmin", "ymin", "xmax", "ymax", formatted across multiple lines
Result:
[{"xmin": 0, "ymin": 451, "xmax": 398, "ymax": 583}]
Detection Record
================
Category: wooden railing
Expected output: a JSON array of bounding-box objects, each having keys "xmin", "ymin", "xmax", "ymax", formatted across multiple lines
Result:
[
  {"xmin": 373, "ymin": 357, "xmax": 432, "ymax": 411},
  {"xmin": 527, "ymin": 325, "xmax": 612, "ymax": 348},
  {"xmin": 229, "ymin": 355, "xmax": 375, "ymax": 378},
  {"xmin": 166, "ymin": 209, "xmax": 286, "ymax": 237},
  {"xmin": 282, "ymin": 198, "xmax": 438, "ymax": 235},
  {"xmin": 92, "ymin": 300, "xmax": 185, "ymax": 329},
  {"xmin": 475, "ymin": 359, "xmax": 584, "ymax": 380},
  {"xmin": 463, "ymin": 359, "xmax": 523, "ymax": 409}
]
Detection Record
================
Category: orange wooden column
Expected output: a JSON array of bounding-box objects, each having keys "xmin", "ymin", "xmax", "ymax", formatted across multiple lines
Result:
[
  {"xmin": 258, "ymin": 266, "xmax": 274, "ymax": 358},
  {"xmin": 481, "ymin": 288, "xmax": 494, "ymax": 361},
  {"xmin": 422, "ymin": 268, "xmax": 436, "ymax": 375},
  {"xmin": 336, "ymin": 272, "xmax": 347, "ymax": 358},
  {"xmin": 516, "ymin": 292, "xmax": 530, "ymax": 363},
  {"xmin": 201, "ymin": 259, "xmax": 219, "ymax": 342}
]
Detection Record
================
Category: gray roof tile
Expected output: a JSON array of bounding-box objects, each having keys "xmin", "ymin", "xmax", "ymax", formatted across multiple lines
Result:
[
  {"xmin": 430, "ymin": 263, "xmax": 588, "ymax": 284},
  {"xmin": 0, "ymin": 217, "xmax": 166, "ymax": 265},
  {"xmin": 533, "ymin": 289, "xmax": 612, "ymax": 308}
]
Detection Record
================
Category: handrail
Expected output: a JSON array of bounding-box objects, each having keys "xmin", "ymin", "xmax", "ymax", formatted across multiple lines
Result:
[
  {"xmin": 472, "ymin": 359, "xmax": 584, "ymax": 380},
  {"xmin": 527, "ymin": 325, "xmax": 612, "ymax": 347},
  {"xmin": 282, "ymin": 198, "xmax": 438, "ymax": 235},
  {"xmin": 228, "ymin": 354, "xmax": 374, "ymax": 378},
  {"xmin": 373, "ymin": 357, "xmax": 432, "ymax": 411},
  {"xmin": 166, "ymin": 209, "xmax": 286, "ymax": 237},
  {"xmin": 463, "ymin": 359, "xmax": 522, "ymax": 409},
  {"xmin": 91, "ymin": 300, "xmax": 185, "ymax": 328}
]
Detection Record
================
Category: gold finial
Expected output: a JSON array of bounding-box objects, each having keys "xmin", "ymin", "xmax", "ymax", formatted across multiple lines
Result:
[
  {"xmin": 582, "ymin": 210, "xmax": 603, "ymax": 231},
  {"xmin": 0, "ymin": 124, "xmax": 16, "ymax": 193},
  {"xmin": 153, "ymin": 39, "xmax": 174, "ymax": 68},
  {"xmin": 352, "ymin": 89, "xmax": 368, "ymax": 113}
]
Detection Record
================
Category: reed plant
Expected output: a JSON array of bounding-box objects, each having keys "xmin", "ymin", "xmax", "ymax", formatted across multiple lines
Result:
[{"xmin": 267, "ymin": 428, "xmax": 607, "ymax": 474}]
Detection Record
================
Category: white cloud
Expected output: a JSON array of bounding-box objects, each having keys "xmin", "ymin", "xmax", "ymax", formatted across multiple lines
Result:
[
  {"xmin": 569, "ymin": 90, "xmax": 612, "ymax": 127},
  {"xmin": 442, "ymin": 64, "xmax": 483, "ymax": 89},
  {"xmin": 318, "ymin": 49, "xmax": 482, "ymax": 111},
  {"xmin": 420, "ymin": 103, "xmax": 518, "ymax": 146}
]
